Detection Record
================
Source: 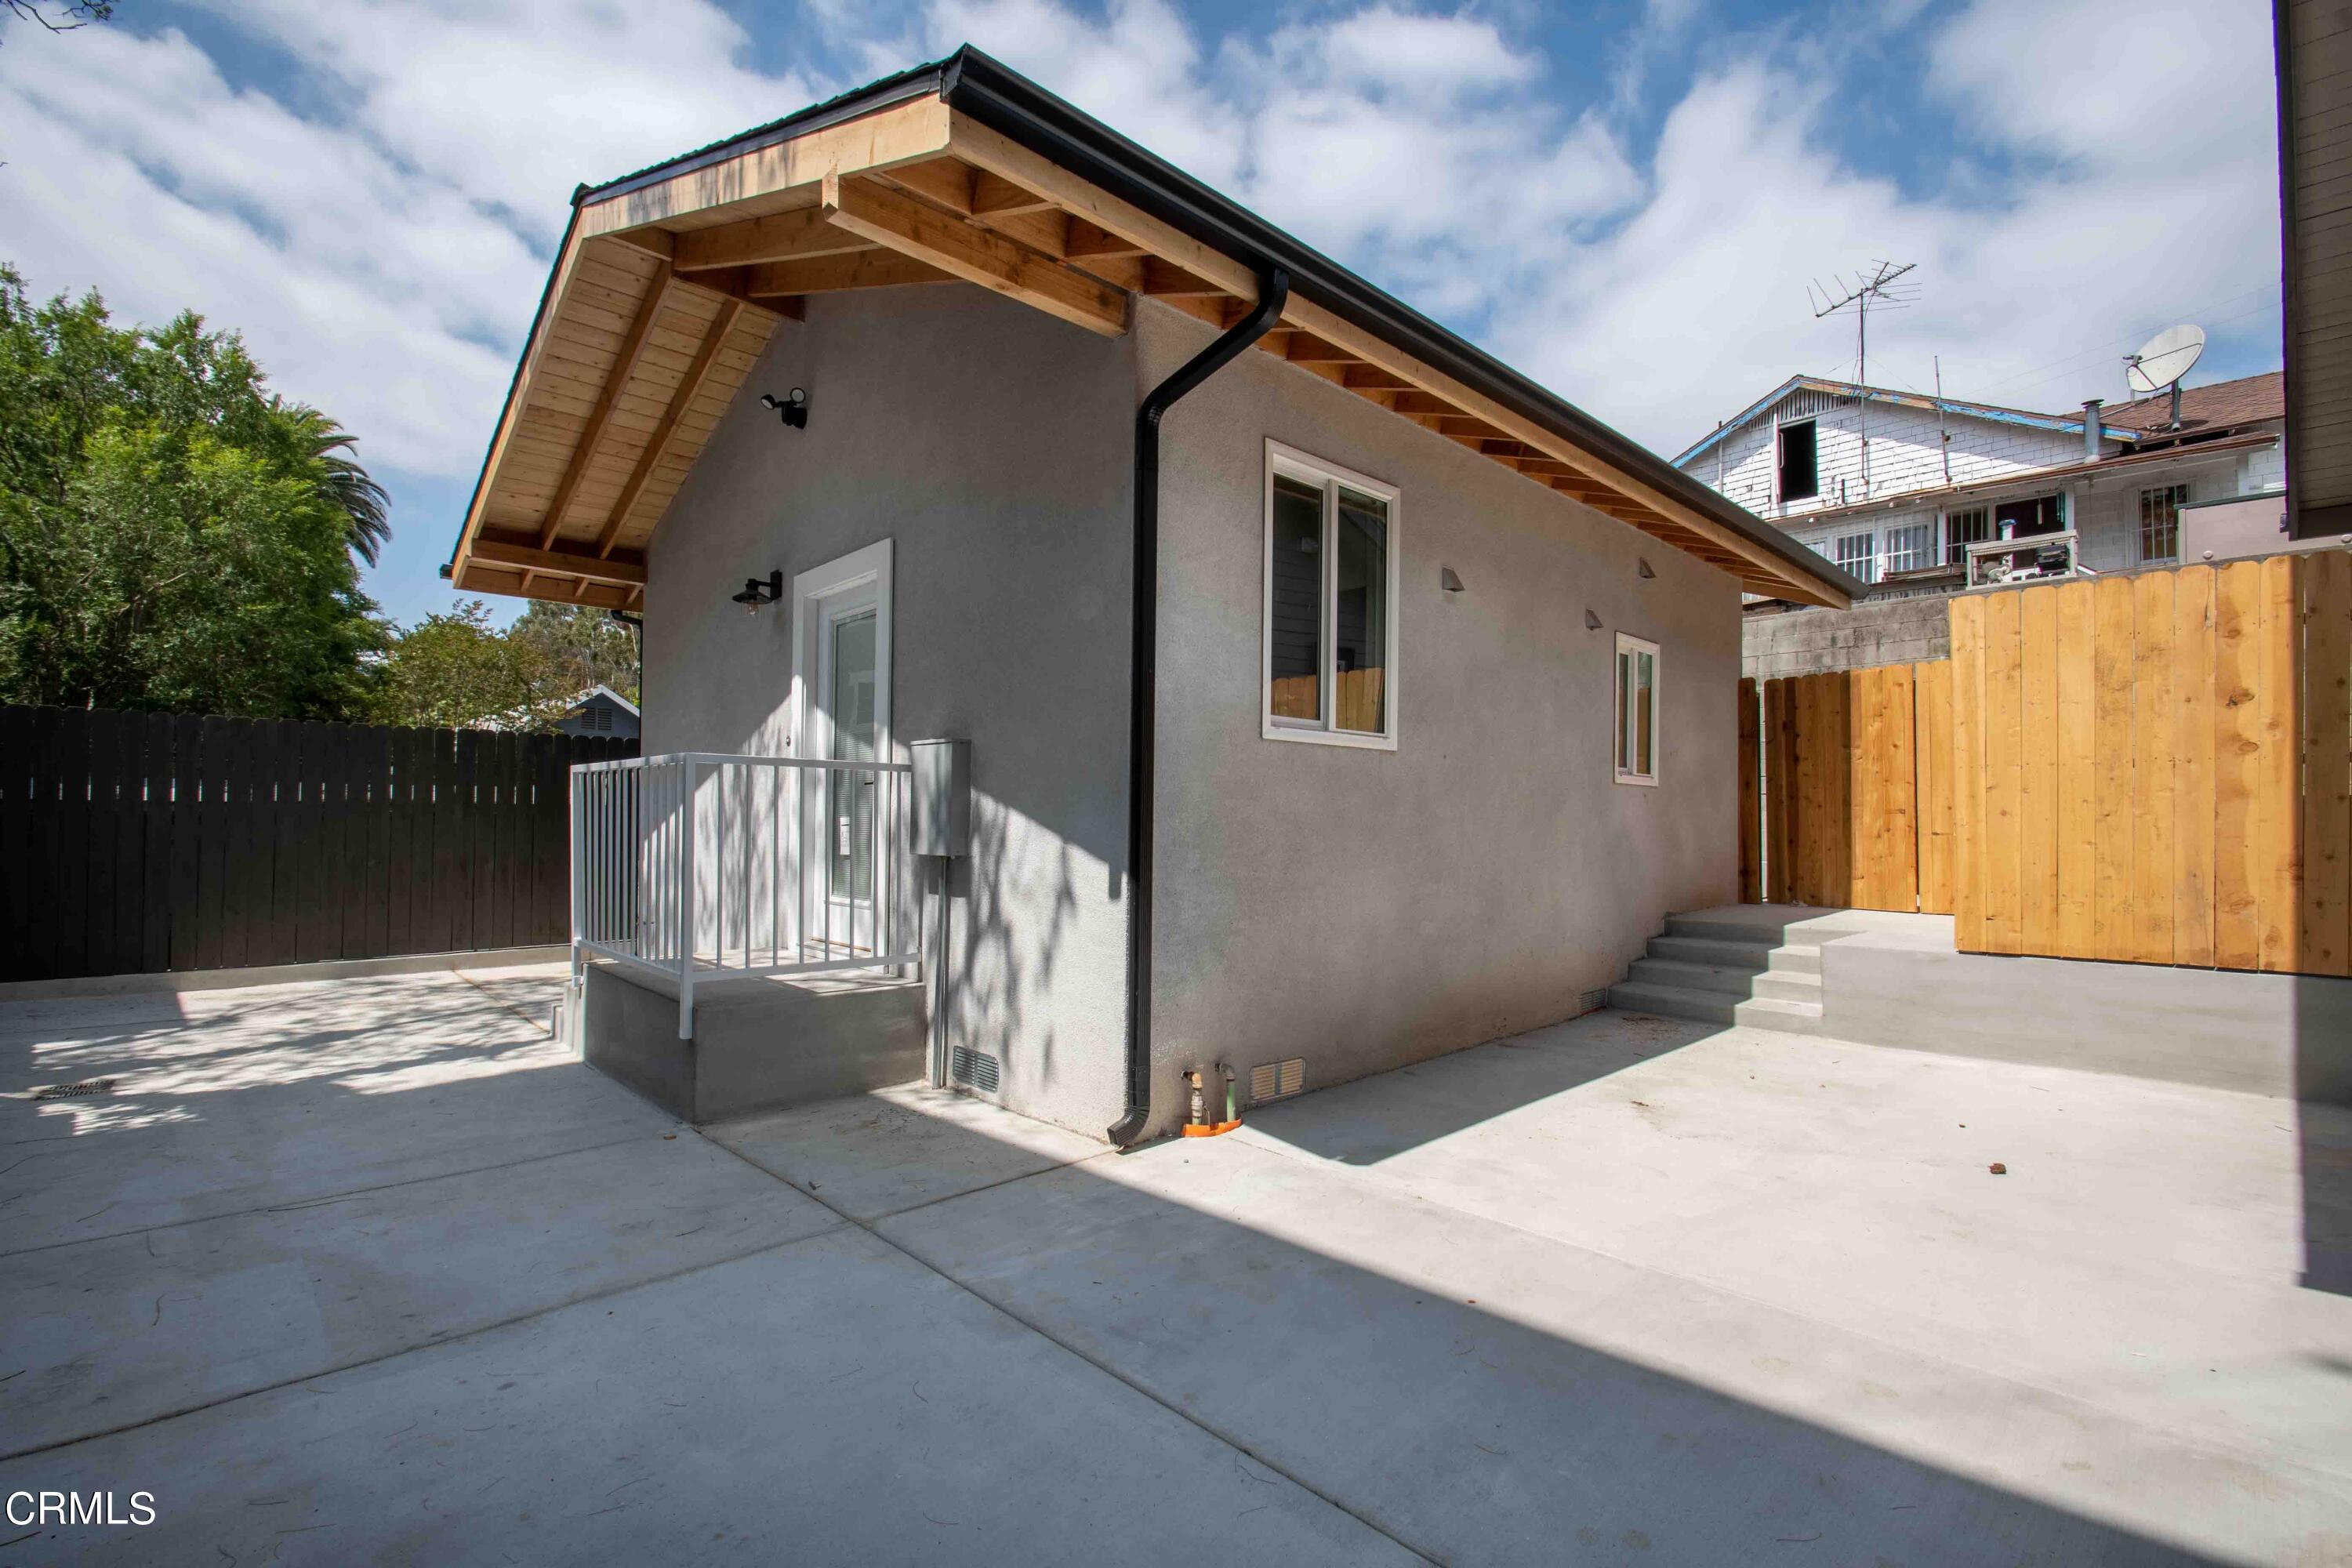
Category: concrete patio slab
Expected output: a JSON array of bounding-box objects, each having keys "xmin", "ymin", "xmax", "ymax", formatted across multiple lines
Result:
[
  {"xmin": 0, "ymin": 1226, "xmax": 1415, "ymax": 1567},
  {"xmin": 882, "ymin": 1123, "xmax": 2352, "ymax": 1566},
  {"xmin": 0, "ymin": 974, "xmax": 667, "ymax": 1253},
  {"xmin": 5, "ymin": 964, "xmax": 2347, "ymax": 1565},
  {"xmin": 706, "ymin": 1080, "xmax": 1109, "ymax": 1221},
  {"xmin": 5, "ymin": 1131, "xmax": 840, "ymax": 1457}
]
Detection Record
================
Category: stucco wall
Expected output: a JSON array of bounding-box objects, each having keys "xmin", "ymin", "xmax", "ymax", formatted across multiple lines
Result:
[
  {"xmin": 1142, "ymin": 303, "xmax": 1741, "ymax": 1137},
  {"xmin": 637, "ymin": 285, "xmax": 1135, "ymax": 1140}
]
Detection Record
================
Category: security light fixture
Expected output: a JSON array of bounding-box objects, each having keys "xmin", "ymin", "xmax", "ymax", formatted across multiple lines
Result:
[
  {"xmin": 1439, "ymin": 566, "xmax": 1464, "ymax": 594},
  {"xmin": 1637, "ymin": 557, "xmax": 1657, "ymax": 579},
  {"xmin": 731, "ymin": 569, "xmax": 784, "ymax": 615},
  {"xmin": 760, "ymin": 387, "xmax": 809, "ymax": 429},
  {"xmin": 1584, "ymin": 608, "xmax": 1603, "ymax": 630}
]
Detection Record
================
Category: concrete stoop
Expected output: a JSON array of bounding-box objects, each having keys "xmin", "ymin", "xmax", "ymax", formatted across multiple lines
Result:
[
  {"xmin": 581, "ymin": 960, "xmax": 927, "ymax": 1123},
  {"xmin": 1608, "ymin": 910, "xmax": 1863, "ymax": 1036}
]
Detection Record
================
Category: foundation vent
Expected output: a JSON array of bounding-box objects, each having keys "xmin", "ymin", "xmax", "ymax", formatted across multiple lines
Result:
[
  {"xmin": 33, "ymin": 1078, "xmax": 115, "ymax": 1101},
  {"xmin": 1577, "ymin": 988, "xmax": 1611, "ymax": 1016},
  {"xmin": 1248, "ymin": 1058, "xmax": 1306, "ymax": 1103},
  {"xmin": 951, "ymin": 1047, "xmax": 1000, "ymax": 1094}
]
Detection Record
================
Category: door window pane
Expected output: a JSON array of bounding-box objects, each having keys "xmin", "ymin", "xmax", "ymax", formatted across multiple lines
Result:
[
  {"xmin": 828, "ymin": 608, "xmax": 877, "ymax": 903},
  {"xmin": 1268, "ymin": 473, "xmax": 1323, "ymax": 722},
  {"xmin": 1334, "ymin": 486, "xmax": 1388, "ymax": 734}
]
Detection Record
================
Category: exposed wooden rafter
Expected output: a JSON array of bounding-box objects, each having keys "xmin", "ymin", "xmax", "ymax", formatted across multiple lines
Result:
[
  {"xmin": 453, "ymin": 89, "xmax": 1846, "ymax": 609},
  {"xmin": 595, "ymin": 298, "xmax": 746, "ymax": 557},
  {"xmin": 537, "ymin": 260, "xmax": 673, "ymax": 550},
  {"xmin": 673, "ymin": 209, "xmax": 879, "ymax": 272},
  {"xmin": 816, "ymin": 170, "xmax": 1127, "ymax": 337}
]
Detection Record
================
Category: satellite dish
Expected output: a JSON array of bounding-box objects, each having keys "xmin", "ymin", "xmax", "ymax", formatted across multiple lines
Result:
[{"xmin": 2126, "ymin": 324, "xmax": 2205, "ymax": 395}]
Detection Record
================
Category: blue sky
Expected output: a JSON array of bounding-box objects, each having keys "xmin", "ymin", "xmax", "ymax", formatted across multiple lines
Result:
[{"xmin": 0, "ymin": 0, "xmax": 2281, "ymax": 627}]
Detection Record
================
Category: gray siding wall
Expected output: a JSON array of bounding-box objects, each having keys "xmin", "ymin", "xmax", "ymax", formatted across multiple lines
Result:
[
  {"xmin": 638, "ymin": 285, "xmax": 1135, "ymax": 1139},
  {"xmin": 1142, "ymin": 303, "xmax": 1741, "ymax": 1138}
]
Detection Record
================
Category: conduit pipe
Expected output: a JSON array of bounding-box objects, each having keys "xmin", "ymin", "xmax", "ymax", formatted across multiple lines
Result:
[{"xmin": 1106, "ymin": 265, "xmax": 1290, "ymax": 1149}]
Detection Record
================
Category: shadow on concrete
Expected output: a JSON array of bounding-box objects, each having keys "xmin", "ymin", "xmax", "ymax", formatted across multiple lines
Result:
[
  {"xmin": 2296, "ymin": 976, "xmax": 2352, "ymax": 1295},
  {"xmin": 1229, "ymin": 1007, "xmax": 1714, "ymax": 1167},
  {"xmin": 0, "ymin": 977, "xmax": 2288, "ymax": 1563}
]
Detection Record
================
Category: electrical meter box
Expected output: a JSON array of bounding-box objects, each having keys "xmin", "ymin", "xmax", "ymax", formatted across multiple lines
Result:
[{"xmin": 909, "ymin": 739, "xmax": 971, "ymax": 858}]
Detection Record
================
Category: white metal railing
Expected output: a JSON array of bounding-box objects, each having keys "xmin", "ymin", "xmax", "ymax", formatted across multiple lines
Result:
[
  {"xmin": 569, "ymin": 753, "xmax": 917, "ymax": 1038},
  {"xmin": 1965, "ymin": 530, "xmax": 2090, "ymax": 589}
]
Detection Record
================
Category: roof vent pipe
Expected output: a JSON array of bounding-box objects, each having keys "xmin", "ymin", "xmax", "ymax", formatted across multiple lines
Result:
[
  {"xmin": 2082, "ymin": 399, "xmax": 2103, "ymax": 462},
  {"xmin": 1107, "ymin": 263, "xmax": 1291, "ymax": 1150}
]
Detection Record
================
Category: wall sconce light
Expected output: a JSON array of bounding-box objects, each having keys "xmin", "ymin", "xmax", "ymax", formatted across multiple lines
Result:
[
  {"xmin": 1637, "ymin": 557, "xmax": 1657, "ymax": 579},
  {"xmin": 1439, "ymin": 566, "xmax": 1464, "ymax": 594},
  {"xmin": 759, "ymin": 387, "xmax": 809, "ymax": 429},
  {"xmin": 1584, "ymin": 608, "xmax": 1603, "ymax": 630},
  {"xmin": 731, "ymin": 569, "xmax": 783, "ymax": 615}
]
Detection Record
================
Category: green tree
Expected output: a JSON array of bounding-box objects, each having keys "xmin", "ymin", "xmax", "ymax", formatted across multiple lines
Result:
[
  {"xmin": 369, "ymin": 601, "xmax": 638, "ymax": 732},
  {"xmin": 0, "ymin": 265, "xmax": 389, "ymax": 715},
  {"xmin": 366, "ymin": 600, "xmax": 542, "ymax": 731}
]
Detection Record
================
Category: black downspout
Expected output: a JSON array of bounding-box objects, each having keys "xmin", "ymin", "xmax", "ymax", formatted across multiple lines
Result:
[{"xmin": 1108, "ymin": 266, "xmax": 1290, "ymax": 1149}]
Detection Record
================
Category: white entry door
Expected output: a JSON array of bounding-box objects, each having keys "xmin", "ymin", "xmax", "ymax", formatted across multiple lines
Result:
[{"xmin": 792, "ymin": 541, "xmax": 892, "ymax": 961}]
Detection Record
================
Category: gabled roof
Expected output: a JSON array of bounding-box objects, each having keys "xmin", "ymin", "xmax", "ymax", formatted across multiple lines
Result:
[
  {"xmin": 2100, "ymin": 370, "xmax": 2283, "ymax": 437},
  {"xmin": 1673, "ymin": 376, "xmax": 2138, "ymax": 467},
  {"xmin": 445, "ymin": 49, "xmax": 1857, "ymax": 609},
  {"xmin": 572, "ymin": 684, "xmax": 640, "ymax": 717}
]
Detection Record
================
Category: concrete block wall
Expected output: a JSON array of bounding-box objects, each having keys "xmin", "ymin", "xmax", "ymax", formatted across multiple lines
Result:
[{"xmin": 1742, "ymin": 596, "xmax": 1951, "ymax": 681}]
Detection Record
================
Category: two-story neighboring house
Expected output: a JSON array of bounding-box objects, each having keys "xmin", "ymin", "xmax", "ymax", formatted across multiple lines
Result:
[{"xmin": 1673, "ymin": 372, "xmax": 2285, "ymax": 675}]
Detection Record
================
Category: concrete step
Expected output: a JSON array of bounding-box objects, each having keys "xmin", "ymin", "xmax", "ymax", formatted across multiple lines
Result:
[
  {"xmin": 1646, "ymin": 935, "xmax": 1822, "ymax": 975},
  {"xmin": 1663, "ymin": 913, "xmax": 1855, "ymax": 949},
  {"xmin": 1625, "ymin": 958, "xmax": 1822, "ymax": 1004},
  {"xmin": 1606, "ymin": 980, "xmax": 1830, "ymax": 1037}
]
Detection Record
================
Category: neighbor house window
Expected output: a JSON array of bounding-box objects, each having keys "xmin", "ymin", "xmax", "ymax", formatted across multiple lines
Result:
[
  {"xmin": 1883, "ymin": 521, "xmax": 1934, "ymax": 575},
  {"xmin": 1777, "ymin": 419, "xmax": 1819, "ymax": 503},
  {"xmin": 2140, "ymin": 483, "xmax": 2187, "ymax": 563},
  {"xmin": 1835, "ymin": 530, "xmax": 1878, "ymax": 584},
  {"xmin": 1615, "ymin": 633, "xmax": 1660, "ymax": 786},
  {"xmin": 1264, "ymin": 443, "xmax": 1398, "ymax": 748},
  {"xmin": 1945, "ymin": 506, "xmax": 1993, "ymax": 565}
]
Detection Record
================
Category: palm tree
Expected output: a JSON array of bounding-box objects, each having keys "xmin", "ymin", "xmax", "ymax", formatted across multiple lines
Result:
[{"xmin": 278, "ymin": 402, "xmax": 391, "ymax": 566}]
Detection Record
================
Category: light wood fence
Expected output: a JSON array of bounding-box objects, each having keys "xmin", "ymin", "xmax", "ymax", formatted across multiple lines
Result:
[
  {"xmin": 1745, "ymin": 663, "xmax": 1954, "ymax": 914},
  {"xmin": 1736, "ymin": 553, "xmax": 2352, "ymax": 977},
  {"xmin": 1948, "ymin": 554, "xmax": 2350, "ymax": 976}
]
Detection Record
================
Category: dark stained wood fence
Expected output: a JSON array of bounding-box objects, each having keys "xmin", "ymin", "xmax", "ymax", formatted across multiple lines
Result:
[{"xmin": 0, "ymin": 706, "xmax": 634, "ymax": 982}]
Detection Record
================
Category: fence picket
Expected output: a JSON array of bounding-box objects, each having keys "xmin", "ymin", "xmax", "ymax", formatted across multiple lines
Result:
[{"xmin": 0, "ymin": 706, "xmax": 628, "ymax": 980}]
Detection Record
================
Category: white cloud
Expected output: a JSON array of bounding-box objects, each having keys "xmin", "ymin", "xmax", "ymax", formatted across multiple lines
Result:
[{"xmin": 0, "ymin": 0, "xmax": 2281, "ymax": 622}]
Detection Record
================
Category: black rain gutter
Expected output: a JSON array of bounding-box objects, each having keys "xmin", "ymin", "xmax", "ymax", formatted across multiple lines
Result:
[
  {"xmin": 935, "ymin": 47, "xmax": 1859, "ymax": 606},
  {"xmin": 1105, "ymin": 265, "xmax": 1290, "ymax": 1149}
]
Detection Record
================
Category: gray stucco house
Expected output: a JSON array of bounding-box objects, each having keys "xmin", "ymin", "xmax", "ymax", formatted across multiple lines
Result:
[{"xmin": 444, "ymin": 49, "xmax": 1857, "ymax": 1145}]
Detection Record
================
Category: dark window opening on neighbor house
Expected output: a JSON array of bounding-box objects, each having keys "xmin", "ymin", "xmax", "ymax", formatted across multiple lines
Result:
[
  {"xmin": 1777, "ymin": 420, "xmax": 1819, "ymax": 503},
  {"xmin": 1996, "ymin": 494, "xmax": 2063, "ymax": 539}
]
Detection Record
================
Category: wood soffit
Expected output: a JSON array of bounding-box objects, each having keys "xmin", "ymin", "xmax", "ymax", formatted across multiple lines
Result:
[{"xmin": 451, "ymin": 92, "xmax": 1846, "ymax": 609}]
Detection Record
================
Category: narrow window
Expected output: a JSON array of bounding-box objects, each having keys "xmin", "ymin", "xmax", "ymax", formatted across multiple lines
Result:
[
  {"xmin": 1615, "ymin": 633, "xmax": 1659, "ymax": 786},
  {"xmin": 1945, "ymin": 506, "xmax": 1992, "ymax": 565},
  {"xmin": 1264, "ymin": 444, "xmax": 1399, "ymax": 747},
  {"xmin": 1777, "ymin": 419, "xmax": 1819, "ymax": 503},
  {"xmin": 1834, "ymin": 530, "xmax": 1878, "ymax": 584},
  {"xmin": 1883, "ymin": 521, "xmax": 1933, "ymax": 575},
  {"xmin": 2140, "ymin": 483, "xmax": 2187, "ymax": 563}
]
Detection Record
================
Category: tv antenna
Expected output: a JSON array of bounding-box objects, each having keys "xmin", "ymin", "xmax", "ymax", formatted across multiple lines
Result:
[
  {"xmin": 2122, "ymin": 323, "xmax": 2205, "ymax": 431},
  {"xmin": 1809, "ymin": 260, "xmax": 1917, "ymax": 496}
]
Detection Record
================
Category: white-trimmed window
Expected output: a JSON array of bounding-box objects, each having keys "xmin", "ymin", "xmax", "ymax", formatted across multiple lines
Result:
[
  {"xmin": 1263, "ymin": 442, "xmax": 1399, "ymax": 749},
  {"xmin": 1614, "ymin": 633, "xmax": 1659, "ymax": 786},
  {"xmin": 1834, "ymin": 530, "xmax": 1878, "ymax": 584},
  {"xmin": 1883, "ymin": 521, "xmax": 1934, "ymax": 575},
  {"xmin": 2140, "ymin": 483, "xmax": 2187, "ymax": 563}
]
